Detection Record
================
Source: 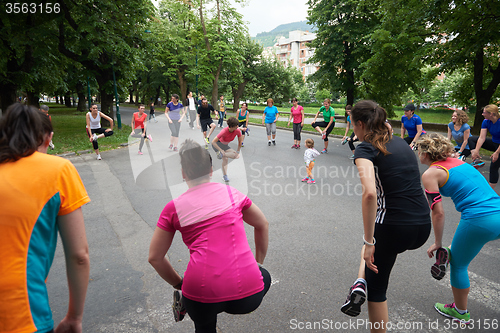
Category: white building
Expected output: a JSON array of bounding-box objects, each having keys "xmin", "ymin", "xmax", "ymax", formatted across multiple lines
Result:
[{"xmin": 276, "ymin": 30, "xmax": 318, "ymax": 80}]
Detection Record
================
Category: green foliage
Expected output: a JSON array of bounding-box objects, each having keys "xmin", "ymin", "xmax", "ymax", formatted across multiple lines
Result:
[
  {"xmin": 307, "ymin": 0, "xmax": 378, "ymax": 106},
  {"xmin": 315, "ymin": 89, "xmax": 331, "ymax": 103}
]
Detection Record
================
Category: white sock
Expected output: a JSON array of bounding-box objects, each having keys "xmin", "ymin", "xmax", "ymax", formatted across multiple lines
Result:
[
  {"xmin": 454, "ymin": 305, "xmax": 467, "ymax": 314},
  {"xmin": 355, "ymin": 278, "xmax": 367, "ymax": 286}
]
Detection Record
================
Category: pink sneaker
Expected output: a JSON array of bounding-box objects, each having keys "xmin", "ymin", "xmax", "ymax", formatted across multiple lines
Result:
[
  {"xmin": 307, "ymin": 179, "xmax": 316, "ymax": 184},
  {"xmin": 148, "ymin": 134, "xmax": 153, "ymax": 142},
  {"xmin": 301, "ymin": 177, "xmax": 309, "ymax": 182},
  {"xmin": 138, "ymin": 151, "xmax": 143, "ymax": 155}
]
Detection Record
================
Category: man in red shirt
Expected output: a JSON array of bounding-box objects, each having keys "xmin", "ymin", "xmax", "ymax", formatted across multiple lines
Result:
[{"xmin": 211, "ymin": 117, "xmax": 243, "ymax": 182}]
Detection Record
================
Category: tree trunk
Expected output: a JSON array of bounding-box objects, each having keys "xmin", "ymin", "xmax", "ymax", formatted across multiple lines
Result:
[
  {"xmin": 232, "ymin": 80, "xmax": 248, "ymax": 111},
  {"xmin": 211, "ymin": 59, "xmax": 223, "ymax": 106},
  {"xmin": 26, "ymin": 91, "xmax": 39, "ymax": 108},
  {"xmin": 76, "ymin": 82, "xmax": 87, "ymax": 111},
  {"xmin": 0, "ymin": 83, "xmax": 17, "ymax": 115},
  {"xmin": 177, "ymin": 68, "xmax": 188, "ymax": 105},
  {"xmin": 472, "ymin": 49, "xmax": 500, "ymax": 134},
  {"xmin": 64, "ymin": 94, "xmax": 72, "ymax": 107}
]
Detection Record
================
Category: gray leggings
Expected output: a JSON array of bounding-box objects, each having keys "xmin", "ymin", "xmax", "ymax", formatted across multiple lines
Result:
[
  {"xmin": 265, "ymin": 122, "xmax": 276, "ymax": 136},
  {"xmin": 168, "ymin": 121, "xmax": 181, "ymax": 137}
]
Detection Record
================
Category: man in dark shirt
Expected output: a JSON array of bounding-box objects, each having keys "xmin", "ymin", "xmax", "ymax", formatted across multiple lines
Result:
[{"xmin": 197, "ymin": 98, "xmax": 218, "ymax": 148}]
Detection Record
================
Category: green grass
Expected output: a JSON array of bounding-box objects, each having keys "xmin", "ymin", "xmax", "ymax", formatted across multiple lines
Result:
[
  {"xmin": 389, "ymin": 108, "xmax": 454, "ymax": 124},
  {"xmin": 45, "ymin": 103, "xmax": 131, "ymax": 155},
  {"xmin": 234, "ymin": 104, "xmax": 456, "ymax": 123}
]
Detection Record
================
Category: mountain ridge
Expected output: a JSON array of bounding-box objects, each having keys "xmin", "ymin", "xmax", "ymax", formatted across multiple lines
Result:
[{"xmin": 252, "ymin": 20, "xmax": 315, "ymax": 48}]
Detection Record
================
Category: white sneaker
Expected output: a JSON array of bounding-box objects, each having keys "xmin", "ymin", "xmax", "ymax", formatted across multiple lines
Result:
[
  {"xmin": 49, "ymin": 141, "xmax": 55, "ymax": 150},
  {"xmin": 92, "ymin": 133, "xmax": 98, "ymax": 141},
  {"xmin": 96, "ymin": 154, "xmax": 102, "ymax": 160}
]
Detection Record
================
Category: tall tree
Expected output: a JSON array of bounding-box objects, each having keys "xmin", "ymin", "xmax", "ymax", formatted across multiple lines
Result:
[
  {"xmin": 197, "ymin": 0, "xmax": 247, "ymax": 104},
  {"xmin": 57, "ymin": 0, "xmax": 155, "ymax": 119},
  {"xmin": 425, "ymin": 0, "xmax": 500, "ymax": 132},
  {"xmin": 307, "ymin": 0, "xmax": 378, "ymax": 107}
]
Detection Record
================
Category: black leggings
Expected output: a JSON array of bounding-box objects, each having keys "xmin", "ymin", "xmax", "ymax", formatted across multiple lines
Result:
[
  {"xmin": 90, "ymin": 128, "xmax": 113, "ymax": 150},
  {"xmin": 183, "ymin": 266, "xmax": 271, "ymax": 333},
  {"xmin": 130, "ymin": 128, "xmax": 147, "ymax": 151},
  {"xmin": 365, "ymin": 223, "xmax": 431, "ymax": 302},
  {"xmin": 311, "ymin": 121, "xmax": 335, "ymax": 141},
  {"xmin": 348, "ymin": 131, "xmax": 359, "ymax": 151},
  {"xmin": 468, "ymin": 135, "xmax": 500, "ymax": 184},
  {"xmin": 293, "ymin": 122, "xmax": 302, "ymax": 141}
]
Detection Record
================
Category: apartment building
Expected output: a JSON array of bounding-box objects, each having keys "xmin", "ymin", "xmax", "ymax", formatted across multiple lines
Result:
[{"xmin": 276, "ymin": 30, "xmax": 319, "ymax": 80}]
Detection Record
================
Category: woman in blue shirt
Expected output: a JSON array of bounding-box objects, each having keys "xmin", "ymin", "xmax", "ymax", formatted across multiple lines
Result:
[
  {"xmin": 468, "ymin": 104, "xmax": 500, "ymax": 188},
  {"xmin": 262, "ymin": 98, "xmax": 279, "ymax": 146},
  {"xmin": 418, "ymin": 133, "xmax": 500, "ymax": 324},
  {"xmin": 400, "ymin": 103, "xmax": 426, "ymax": 149},
  {"xmin": 447, "ymin": 110, "xmax": 471, "ymax": 161}
]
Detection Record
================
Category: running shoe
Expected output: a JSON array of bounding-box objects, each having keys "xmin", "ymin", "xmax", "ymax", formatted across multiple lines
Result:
[
  {"xmin": 246, "ymin": 127, "xmax": 250, "ymax": 136},
  {"xmin": 49, "ymin": 141, "xmax": 55, "ymax": 150},
  {"xmin": 307, "ymin": 179, "xmax": 316, "ymax": 184},
  {"xmin": 223, "ymin": 175, "xmax": 229, "ymax": 182},
  {"xmin": 301, "ymin": 177, "xmax": 309, "ymax": 182},
  {"xmin": 321, "ymin": 148, "xmax": 328, "ymax": 154},
  {"xmin": 168, "ymin": 144, "xmax": 173, "ymax": 150},
  {"xmin": 349, "ymin": 155, "xmax": 355, "ymax": 160},
  {"xmin": 291, "ymin": 144, "xmax": 297, "ymax": 149},
  {"xmin": 241, "ymin": 142, "xmax": 244, "ymax": 147},
  {"xmin": 96, "ymin": 154, "xmax": 102, "ymax": 160},
  {"xmin": 148, "ymin": 134, "xmax": 153, "ymax": 142},
  {"xmin": 205, "ymin": 137, "xmax": 209, "ymax": 144},
  {"xmin": 296, "ymin": 144, "xmax": 300, "ymax": 149},
  {"xmin": 434, "ymin": 302, "xmax": 470, "ymax": 324},
  {"xmin": 431, "ymin": 247, "xmax": 450, "ymax": 280},
  {"xmin": 268, "ymin": 141, "xmax": 271, "ymax": 146},
  {"xmin": 92, "ymin": 133, "xmax": 98, "ymax": 141},
  {"xmin": 138, "ymin": 151, "xmax": 143, "ymax": 155},
  {"xmin": 216, "ymin": 151, "xmax": 223, "ymax": 159},
  {"xmin": 341, "ymin": 138, "xmax": 348, "ymax": 145},
  {"xmin": 172, "ymin": 290, "xmax": 186, "ymax": 322},
  {"xmin": 272, "ymin": 140, "xmax": 276, "ymax": 146},
  {"xmin": 173, "ymin": 147, "xmax": 178, "ymax": 152},
  {"xmin": 458, "ymin": 154, "xmax": 466, "ymax": 161},
  {"xmin": 471, "ymin": 159, "xmax": 485, "ymax": 169},
  {"xmin": 341, "ymin": 281, "xmax": 366, "ymax": 317}
]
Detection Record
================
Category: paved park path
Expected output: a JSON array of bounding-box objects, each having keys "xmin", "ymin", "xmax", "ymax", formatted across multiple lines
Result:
[{"xmin": 47, "ymin": 107, "xmax": 500, "ymax": 332}]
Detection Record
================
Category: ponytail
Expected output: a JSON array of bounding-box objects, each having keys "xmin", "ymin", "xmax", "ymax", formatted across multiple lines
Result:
[{"xmin": 351, "ymin": 100, "xmax": 392, "ymax": 155}]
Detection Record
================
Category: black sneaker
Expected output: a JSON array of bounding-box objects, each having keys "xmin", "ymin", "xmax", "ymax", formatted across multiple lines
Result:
[
  {"xmin": 431, "ymin": 247, "xmax": 450, "ymax": 280},
  {"xmin": 268, "ymin": 141, "xmax": 271, "ymax": 146},
  {"xmin": 341, "ymin": 281, "xmax": 366, "ymax": 317},
  {"xmin": 272, "ymin": 140, "xmax": 276, "ymax": 146},
  {"xmin": 172, "ymin": 290, "xmax": 187, "ymax": 322}
]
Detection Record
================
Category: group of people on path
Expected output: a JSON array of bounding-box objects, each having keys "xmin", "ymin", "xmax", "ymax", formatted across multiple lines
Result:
[{"xmin": 4, "ymin": 97, "xmax": 500, "ymax": 333}]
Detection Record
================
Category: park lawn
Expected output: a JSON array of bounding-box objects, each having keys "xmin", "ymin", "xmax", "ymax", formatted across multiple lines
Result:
[
  {"xmin": 45, "ymin": 103, "xmax": 131, "ymax": 155},
  {"xmin": 232, "ymin": 104, "xmax": 456, "ymax": 123}
]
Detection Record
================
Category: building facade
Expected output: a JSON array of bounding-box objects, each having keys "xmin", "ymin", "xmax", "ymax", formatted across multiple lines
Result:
[{"xmin": 276, "ymin": 30, "xmax": 319, "ymax": 80}]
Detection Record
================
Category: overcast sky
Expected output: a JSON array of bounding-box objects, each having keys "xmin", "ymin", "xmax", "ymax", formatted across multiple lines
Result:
[
  {"xmin": 232, "ymin": 0, "xmax": 310, "ymax": 37},
  {"xmin": 152, "ymin": 0, "xmax": 309, "ymax": 37}
]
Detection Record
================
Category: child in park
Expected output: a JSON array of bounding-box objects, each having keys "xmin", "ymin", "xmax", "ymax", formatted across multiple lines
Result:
[
  {"xmin": 211, "ymin": 117, "xmax": 243, "ymax": 182},
  {"xmin": 302, "ymin": 138, "xmax": 320, "ymax": 184}
]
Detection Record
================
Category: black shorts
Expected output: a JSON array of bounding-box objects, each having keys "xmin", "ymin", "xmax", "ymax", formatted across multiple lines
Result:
[
  {"xmin": 238, "ymin": 121, "xmax": 246, "ymax": 128},
  {"xmin": 213, "ymin": 141, "xmax": 231, "ymax": 152},
  {"xmin": 201, "ymin": 118, "xmax": 214, "ymax": 132}
]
